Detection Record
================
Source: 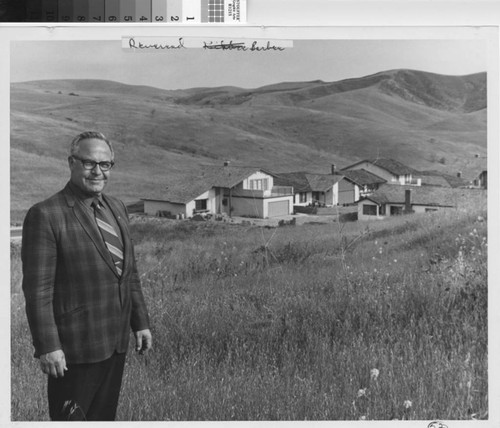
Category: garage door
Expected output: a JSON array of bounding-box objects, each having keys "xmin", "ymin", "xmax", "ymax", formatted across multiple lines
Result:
[{"xmin": 268, "ymin": 200, "xmax": 289, "ymax": 217}]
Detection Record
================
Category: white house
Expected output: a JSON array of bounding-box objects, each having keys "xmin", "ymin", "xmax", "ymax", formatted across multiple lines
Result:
[
  {"xmin": 274, "ymin": 171, "xmax": 344, "ymax": 207},
  {"xmin": 357, "ymin": 184, "xmax": 460, "ymax": 220},
  {"xmin": 142, "ymin": 164, "xmax": 294, "ymax": 219},
  {"xmin": 342, "ymin": 158, "xmax": 421, "ymax": 186},
  {"xmin": 337, "ymin": 169, "xmax": 387, "ymax": 204}
]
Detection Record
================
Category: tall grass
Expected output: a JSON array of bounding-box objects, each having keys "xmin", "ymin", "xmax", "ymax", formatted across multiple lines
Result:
[{"xmin": 11, "ymin": 197, "xmax": 488, "ymax": 421}]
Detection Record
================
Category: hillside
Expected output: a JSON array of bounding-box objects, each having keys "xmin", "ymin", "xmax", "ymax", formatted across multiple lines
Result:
[{"xmin": 10, "ymin": 69, "xmax": 487, "ymax": 218}]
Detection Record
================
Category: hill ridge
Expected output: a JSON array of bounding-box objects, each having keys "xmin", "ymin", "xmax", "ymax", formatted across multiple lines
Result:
[{"xmin": 10, "ymin": 69, "xmax": 487, "ymax": 216}]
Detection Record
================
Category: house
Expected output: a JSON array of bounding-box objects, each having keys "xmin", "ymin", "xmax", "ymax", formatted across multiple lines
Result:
[
  {"xmin": 471, "ymin": 170, "xmax": 487, "ymax": 189},
  {"xmin": 142, "ymin": 164, "xmax": 294, "ymax": 219},
  {"xmin": 357, "ymin": 184, "xmax": 461, "ymax": 220},
  {"xmin": 274, "ymin": 170, "xmax": 343, "ymax": 207},
  {"xmin": 338, "ymin": 169, "xmax": 387, "ymax": 204},
  {"xmin": 342, "ymin": 158, "xmax": 421, "ymax": 186}
]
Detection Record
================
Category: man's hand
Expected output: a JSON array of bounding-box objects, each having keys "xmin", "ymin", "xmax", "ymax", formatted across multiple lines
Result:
[
  {"xmin": 40, "ymin": 349, "xmax": 67, "ymax": 378},
  {"xmin": 134, "ymin": 329, "xmax": 153, "ymax": 355}
]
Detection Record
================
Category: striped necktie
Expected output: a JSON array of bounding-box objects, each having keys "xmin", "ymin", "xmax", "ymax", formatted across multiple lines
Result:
[{"xmin": 92, "ymin": 199, "xmax": 124, "ymax": 276}]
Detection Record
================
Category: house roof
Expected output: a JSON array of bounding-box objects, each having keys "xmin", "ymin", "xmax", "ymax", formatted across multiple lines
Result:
[
  {"xmin": 274, "ymin": 172, "xmax": 342, "ymax": 192},
  {"xmin": 340, "ymin": 169, "xmax": 387, "ymax": 186},
  {"xmin": 418, "ymin": 175, "xmax": 452, "ymax": 187},
  {"xmin": 418, "ymin": 170, "xmax": 466, "ymax": 188},
  {"xmin": 362, "ymin": 184, "xmax": 465, "ymax": 207},
  {"xmin": 144, "ymin": 165, "xmax": 276, "ymax": 204},
  {"xmin": 342, "ymin": 158, "xmax": 419, "ymax": 176},
  {"xmin": 305, "ymin": 173, "xmax": 343, "ymax": 191}
]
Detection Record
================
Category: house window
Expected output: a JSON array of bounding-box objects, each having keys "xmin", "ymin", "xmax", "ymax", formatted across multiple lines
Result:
[
  {"xmin": 390, "ymin": 206, "xmax": 403, "ymax": 216},
  {"xmin": 195, "ymin": 199, "xmax": 207, "ymax": 211},
  {"xmin": 299, "ymin": 192, "xmax": 307, "ymax": 203},
  {"xmin": 362, "ymin": 204, "xmax": 377, "ymax": 216},
  {"xmin": 250, "ymin": 178, "xmax": 269, "ymax": 191}
]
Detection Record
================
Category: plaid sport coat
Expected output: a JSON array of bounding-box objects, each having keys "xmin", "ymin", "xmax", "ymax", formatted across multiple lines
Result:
[{"xmin": 21, "ymin": 183, "xmax": 150, "ymax": 364}]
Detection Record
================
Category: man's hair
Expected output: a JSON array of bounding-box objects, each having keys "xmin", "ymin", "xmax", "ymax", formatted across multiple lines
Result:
[{"xmin": 70, "ymin": 131, "xmax": 114, "ymax": 160}]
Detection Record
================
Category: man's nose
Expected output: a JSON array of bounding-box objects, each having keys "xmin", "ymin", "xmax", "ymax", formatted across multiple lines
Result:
[{"xmin": 90, "ymin": 164, "xmax": 104, "ymax": 174}]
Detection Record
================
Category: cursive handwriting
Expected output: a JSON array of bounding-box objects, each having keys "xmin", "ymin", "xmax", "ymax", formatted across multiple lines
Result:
[
  {"xmin": 128, "ymin": 37, "xmax": 186, "ymax": 50},
  {"xmin": 203, "ymin": 40, "xmax": 286, "ymax": 52}
]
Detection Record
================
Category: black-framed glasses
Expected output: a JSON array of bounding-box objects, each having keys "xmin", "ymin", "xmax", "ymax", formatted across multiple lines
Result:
[{"xmin": 72, "ymin": 156, "xmax": 114, "ymax": 171}]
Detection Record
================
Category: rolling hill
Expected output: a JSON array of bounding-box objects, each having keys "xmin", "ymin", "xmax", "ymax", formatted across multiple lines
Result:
[{"xmin": 10, "ymin": 69, "xmax": 487, "ymax": 220}]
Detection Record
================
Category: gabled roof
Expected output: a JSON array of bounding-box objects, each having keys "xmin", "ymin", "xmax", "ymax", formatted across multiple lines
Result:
[
  {"xmin": 274, "ymin": 172, "xmax": 342, "ymax": 192},
  {"xmin": 305, "ymin": 173, "xmax": 343, "ymax": 191},
  {"xmin": 340, "ymin": 169, "xmax": 387, "ymax": 186},
  {"xmin": 362, "ymin": 184, "xmax": 462, "ymax": 207},
  {"xmin": 272, "ymin": 172, "xmax": 311, "ymax": 193},
  {"xmin": 144, "ymin": 165, "xmax": 275, "ymax": 204},
  {"xmin": 418, "ymin": 170, "xmax": 466, "ymax": 188},
  {"xmin": 342, "ymin": 158, "xmax": 418, "ymax": 176}
]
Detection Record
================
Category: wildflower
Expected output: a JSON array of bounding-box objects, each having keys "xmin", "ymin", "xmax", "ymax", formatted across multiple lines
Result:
[
  {"xmin": 403, "ymin": 400, "xmax": 412, "ymax": 409},
  {"xmin": 357, "ymin": 388, "xmax": 367, "ymax": 398},
  {"xmin": 393, "ymin": 259, "xmax": 397, "ymax": 263},
  {"xmin": 370, "ymin": 368, "xmax": 380, "ymax": 381}
]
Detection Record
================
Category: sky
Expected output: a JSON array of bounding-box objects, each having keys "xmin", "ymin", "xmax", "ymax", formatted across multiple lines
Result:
[{"xmin": 10, "ymin": 38, "xmax": 487, "ymax": 90}]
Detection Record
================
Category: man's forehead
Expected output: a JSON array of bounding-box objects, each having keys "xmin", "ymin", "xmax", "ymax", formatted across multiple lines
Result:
[{"xmin": 77, "ymin": 138, "xmax": 112, "ymax": 155}]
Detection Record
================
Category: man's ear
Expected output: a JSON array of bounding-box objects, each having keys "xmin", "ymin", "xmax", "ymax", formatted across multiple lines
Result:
[{"xmin": 68, "ymin": 156, "xmax": 74, "ymax": 168}]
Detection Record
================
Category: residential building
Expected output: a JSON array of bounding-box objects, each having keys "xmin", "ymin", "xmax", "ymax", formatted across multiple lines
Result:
[
  {"xmin": 142, "ymin": 164, "xmax": 294, "ymax": 219},
  {"xmin": 357, "ymin": 184, "xmax": 463, "ymax": 220},
  {"xmin": 342, "ymin": 158, "xmax": 421, "ymax": 186}
]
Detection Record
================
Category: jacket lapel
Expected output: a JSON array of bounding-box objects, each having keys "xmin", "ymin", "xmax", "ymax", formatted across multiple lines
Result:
[{"xmin": 63, "ymin": 185, "xmax": 119, "ymax": 276}]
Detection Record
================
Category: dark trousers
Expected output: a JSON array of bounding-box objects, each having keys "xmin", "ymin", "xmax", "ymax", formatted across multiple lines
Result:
[{"xmin": 48, "ymin": 352, "xmax": 126, "ymax": 421}]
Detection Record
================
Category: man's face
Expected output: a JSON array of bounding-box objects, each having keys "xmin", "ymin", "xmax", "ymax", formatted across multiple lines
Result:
[{"xmin": 68, "ymin": 138, "xmax": 113, "ymax": 197}]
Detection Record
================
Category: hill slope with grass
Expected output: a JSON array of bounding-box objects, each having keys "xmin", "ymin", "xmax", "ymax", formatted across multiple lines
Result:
[{"xmin": 10, "ymin": 69, "xmax": 486, "ymax": 220}]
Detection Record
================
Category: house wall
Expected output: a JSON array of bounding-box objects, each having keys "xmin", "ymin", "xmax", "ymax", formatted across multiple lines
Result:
[
  {"xmin": 358, "ymin": 200, "xmax": 453, "ymax": 220},
  {"xmin": 230, "ymin": 196, "xmax": 265, "ymax": 218},
  {"xmin": 241, "ymin": 171, "xmax": 275, "ymax": 196},
  {"xmin": 358, "ymin": 200, "xmax": 382, "ymax": 220},
  {"xmin": 294, "ymin": 192, "xmax": 313, "ymax": 206},
  {"xmin": 188, "ymin": 189, "xmax": 214, "ymax": 217},
  {"xmin": 144, "ymin": 200, "xmax": 187, "ymax": 217},
  {"xmin": 324, "ymin": 183, "xmax": 339, "ymax": 206},
  {"xmin": 229, "ymin": 195, "xmax": 293, "ymax": 218}
]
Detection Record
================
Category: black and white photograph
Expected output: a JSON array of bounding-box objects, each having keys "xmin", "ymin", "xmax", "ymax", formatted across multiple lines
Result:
[{"xmin": 4, "ymin": 14, "xmax": 498, "ymax": 424}]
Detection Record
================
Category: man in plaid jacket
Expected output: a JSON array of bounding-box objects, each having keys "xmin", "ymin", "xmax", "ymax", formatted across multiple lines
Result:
[{"xmin": 22, "ymin": 131, "xmax": 152, "ymax": 421}]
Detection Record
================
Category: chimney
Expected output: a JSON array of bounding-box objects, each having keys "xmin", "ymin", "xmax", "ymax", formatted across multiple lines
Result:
[
  {"xmin": 404, "ymin": 189, "xmax": 413, "ymax": 213},
  {"xmin": 331, "ymin": 164, "xmax": 336, "ymax": 175},
  {"xmin": 224, "ymin": 161, "xmax": 230, "ymax": 167},
  {"xmin": 457, "ymin": 171, "xmax": 462, "ymax": 178}
]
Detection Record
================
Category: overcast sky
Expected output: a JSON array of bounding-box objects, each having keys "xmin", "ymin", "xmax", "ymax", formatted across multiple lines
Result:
[{"xmin": 10, "ymin": 38, "xmax": 487, "ymax": 90}]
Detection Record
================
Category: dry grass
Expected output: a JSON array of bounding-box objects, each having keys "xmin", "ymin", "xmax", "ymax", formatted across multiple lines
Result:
[{"xmin": 11, "ymin": 195, "xmax": 488, "ymax": 421}]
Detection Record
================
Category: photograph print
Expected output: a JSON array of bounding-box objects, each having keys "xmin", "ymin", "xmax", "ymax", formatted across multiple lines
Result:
[{"xmin": 9, "ymin": 26, "xmax": 492, "ymax": 422}]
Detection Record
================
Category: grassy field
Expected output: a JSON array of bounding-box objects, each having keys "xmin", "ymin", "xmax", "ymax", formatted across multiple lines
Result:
[{"xmin": 11, "ymin": 194, "xmax": 488, "ymax": 421}]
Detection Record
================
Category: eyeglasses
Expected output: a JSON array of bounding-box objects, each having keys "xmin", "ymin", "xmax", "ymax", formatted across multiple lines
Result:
[{"xmin": 72, "ymin": 156, "xmax": 114, "ymax": 172}]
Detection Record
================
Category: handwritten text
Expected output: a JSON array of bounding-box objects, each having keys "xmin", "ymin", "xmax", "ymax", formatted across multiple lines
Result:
[
  {"xmin": 128, "ymin": 37, "xmax": 186, "ymax": 50},
  {"xmin": 203, "ymin": 40, "xmax": 286, "ymax": 52}
]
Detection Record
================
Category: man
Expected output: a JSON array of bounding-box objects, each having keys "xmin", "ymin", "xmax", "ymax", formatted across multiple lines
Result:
[{"xmin": 21, "ymin": 131, "xmax": 152, "ymax": 421}]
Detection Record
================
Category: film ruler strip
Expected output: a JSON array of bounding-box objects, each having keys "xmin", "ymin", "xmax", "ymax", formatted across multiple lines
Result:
[{"xmin": 27, "ymin": 0, "xmax": 246, "ymax": 23}]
